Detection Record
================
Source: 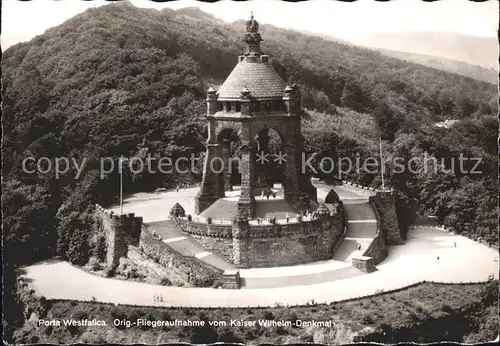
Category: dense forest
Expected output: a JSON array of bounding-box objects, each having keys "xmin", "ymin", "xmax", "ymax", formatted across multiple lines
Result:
[{"xmin": 2, "ymin": 4, "xmax": 498, "ymax": 341}]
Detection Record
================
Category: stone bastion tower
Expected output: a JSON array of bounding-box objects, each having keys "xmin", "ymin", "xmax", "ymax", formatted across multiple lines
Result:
[{"xmin": 195, "ymin": 15, "xmax": 317, "ymax": 218}]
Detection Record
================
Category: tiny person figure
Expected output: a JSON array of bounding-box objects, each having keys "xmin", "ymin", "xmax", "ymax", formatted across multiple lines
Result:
[
  {"xmin": 176, "ymin": 185, "xmax": 179, "ymax": 192},
  {"xmin": 286, "ymin": 213, "xmax": 290, "ymax": 223},
  {"xmin": 437, "ymin": 256, "xmax": 440, "ymax": 263},
  {"xmin": 454, "ymin": 241, "xmax": 456, "ymax": 247}
]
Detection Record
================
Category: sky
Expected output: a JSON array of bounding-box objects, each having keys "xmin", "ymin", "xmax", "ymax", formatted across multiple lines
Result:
[{"xmin": 1, "ymin": 0, "xmax": 498, "ymax": 49}]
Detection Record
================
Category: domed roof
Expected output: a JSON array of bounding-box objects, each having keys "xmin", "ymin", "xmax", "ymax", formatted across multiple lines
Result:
[
  {"xmin": 217, "ymin": 58, "xmax": 286, "ymax": 100},
  {"xmin": 216, "ymin": 14, "xmax": 286, "ymax": 101}
]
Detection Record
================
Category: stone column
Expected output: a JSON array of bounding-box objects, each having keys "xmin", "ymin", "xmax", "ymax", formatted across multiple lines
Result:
[
  {"xmin": 282, "ymin": 133, "xmax": 304, "ymax": 208},
  {"xmin": 296, "ymin": 131, "xmax": 317, "ymax": 202},
  {"xmin": 255, "ymin": 130, "xmax": 272, "ymax": 190},
  {"xmin": 232, "ymin": 217, "xmax": 250, "ymax": 268},
  {"xmin": 196, "ymin": 143, "xmax": 224, "ymax": 214},
  {"xmin": 222, "ymin": 139, "xmax": 233, "ymax": 191},
  {"xmin": 237, "ymin": 141, "xmax": 256, "ymax": 218},
  {"xmin": 370, "ymin": 190, "xmax": 403, "ymax": 245}
]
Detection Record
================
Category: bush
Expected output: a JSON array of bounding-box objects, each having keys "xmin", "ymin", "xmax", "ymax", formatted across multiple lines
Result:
[
  {"xmin": 262, "ymin": 310, "xmax": 275, "ymax": 320},
  {"xmin": 92, "ymin": 234, "xmax": 107, "ymax": 262},
  {"xmin": 362, "ymin": 314, "xmax": 374, "ymax": 324},
  {"xmin": 408, "ymin": 311, "xmax": 419, "ymax": 322},
  {"xmin": 88, "ymin": 257, "xmax": 101, "ymax": 271},
  {"xmin": 440, "ymin": 303, "xmax": 454, "ymax": 314},
  {"xmin": 160, "ymin": 277, "xmax": 172, "ymax": 286},
  {"xmin": 74, "ymin": 309, "xmax": 89, "ymax": 320},
  {"xmin": 218, "ymin": 326, "xmax": 243, "ymax": 343},
  {"xmin": 104, "ymin": 265, "xmax": 115, "ymax": 278},
  {"xmin": 481, "ymin": 280, "xmax": 499, "ymax": 305},
  {"xmin": 189, "ymin": 325, "xmax": 218, "ymax": 344}
]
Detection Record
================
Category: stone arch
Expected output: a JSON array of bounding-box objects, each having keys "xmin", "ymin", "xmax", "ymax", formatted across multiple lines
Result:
[
  {"xmin": 215, "ymin": 121, "xmax": 243, "ymax": 142},
  {"xmin": 253, "ymin": 125, "xmax": 286, "ymax": 193},
  {"xmin": 215, "ymin": 122, "xmax": 243, "ymax": 190},
  {"xmin": 251, "ymin": 120, "xmax": 287, "ymax": 142}
]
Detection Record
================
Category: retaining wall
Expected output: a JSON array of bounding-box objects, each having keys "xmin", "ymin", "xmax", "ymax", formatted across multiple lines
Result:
[
  {"xmin": 173, "ymin": 212, "xmax": 346, "ymax": 269},
  {"xmin": 139, "ymin": 225, "xmax": 223, "ymax": 287},
  {"xmin": 174, "ymin": 218, "xmax": 234, "ymax": 261}
]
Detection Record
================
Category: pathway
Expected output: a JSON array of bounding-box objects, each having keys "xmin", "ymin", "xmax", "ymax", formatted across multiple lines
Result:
[
  {"xmin": 23, "ymin": 182, "xmax": 496, "ymax": 306},
  {"xmin": 23, "ymin": 227, "xmax": 499, "ymax": 307}
]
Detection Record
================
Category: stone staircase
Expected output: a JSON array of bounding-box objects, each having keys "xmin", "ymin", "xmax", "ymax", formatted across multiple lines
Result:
[
  {"xmin": 146, "ymin": 220, "xmax": 235, "ymax": 271},
  {"xmin": 333, "ymin": 199, "xmax": 378, "ymax": 263}
]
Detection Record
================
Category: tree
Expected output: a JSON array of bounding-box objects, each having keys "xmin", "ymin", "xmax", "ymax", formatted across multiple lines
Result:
[
  {"xmin": 373, "ymin": 101, "xmax": 403, "ymax": 142},
  {"xmin": 340, "ymin": 80, "xmax": 368, "ymax": 112}
]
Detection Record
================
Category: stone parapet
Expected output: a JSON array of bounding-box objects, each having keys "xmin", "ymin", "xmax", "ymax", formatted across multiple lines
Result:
[
  {"xmin": 369, "ymin": 191, "xmax": 404, "ymax": 245},
  {"xmin": 352, "ymin": 256, "xmax": 376, "ymax": 273},
  {"xmin": 172, "ymin": 209, "xmax": 346, "ymax": 269},
  {"xmin": 362, "ymin": 233, "xmax": 388, "ymax": 265},
  {"xmin": 219, "ymin": 270, "xmax": 241, "ymax": 289}
]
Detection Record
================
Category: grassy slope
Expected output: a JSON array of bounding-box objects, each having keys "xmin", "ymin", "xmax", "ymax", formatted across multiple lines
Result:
[{"xmin": 15, "ymin": 282, "xmax": 498, "ymax": 344}]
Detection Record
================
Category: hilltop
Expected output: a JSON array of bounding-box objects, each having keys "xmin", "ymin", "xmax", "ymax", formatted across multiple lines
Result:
[
  {"xmin": 2, "ymin": 3, "xmax": 498, "ymax": 343},
  {"xmin": 349, "ymin": 31, "xmax": 498, "ymax": 70}
]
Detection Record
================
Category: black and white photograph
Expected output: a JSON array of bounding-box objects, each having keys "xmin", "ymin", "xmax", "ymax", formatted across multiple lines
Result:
[{"xmin": 2, "ymin": 0, "xmax": 499, "ymax": 344}]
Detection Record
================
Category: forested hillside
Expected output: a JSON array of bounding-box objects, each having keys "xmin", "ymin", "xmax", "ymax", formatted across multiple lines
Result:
[
  {"xmin": 377, "ymin": 49, "xmax": 497, "ymax": 84},
  {"xmin": 2, "ymin": 4, "xmax": 498, "ymax": 339}
]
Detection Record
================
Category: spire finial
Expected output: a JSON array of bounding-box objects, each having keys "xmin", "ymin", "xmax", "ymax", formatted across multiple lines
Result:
[{"xmin": 244, "ymin": 11, "xmax": 262, "ymax": 55}]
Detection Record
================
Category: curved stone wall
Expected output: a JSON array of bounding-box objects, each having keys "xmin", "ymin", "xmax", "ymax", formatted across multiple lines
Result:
[
  {"xmin": 174, "ymin": 218, "xmax": 234, "ymax": 261},
  {"xmin": 139, "ymin": 225, "xmax": 223, "ymax": 287},
  {"xmin": 173, "ymin": 212, "xmax": 346, "ymax": 268}
]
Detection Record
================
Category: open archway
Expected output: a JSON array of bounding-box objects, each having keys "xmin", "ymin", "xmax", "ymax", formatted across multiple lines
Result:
[
  {"xmin": 254, "ymin": 128, "xmax": 284, "ymax": 196},
  {"xmin": 217, "ymin": 128, "xmax": 241, "ymax": 189}
]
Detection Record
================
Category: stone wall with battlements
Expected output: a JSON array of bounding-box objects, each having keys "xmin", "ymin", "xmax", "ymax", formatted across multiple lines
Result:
[
  {"xmin": 369, "ymin": 191, "xmax": 403, "ymax": 245},
  {"xmin": 94, "ymin": 204, "xmax": 142, "ymax": 267},
  {"xmin": 173, "ymin": 211, "xmax": 346, "ymax": 269}
]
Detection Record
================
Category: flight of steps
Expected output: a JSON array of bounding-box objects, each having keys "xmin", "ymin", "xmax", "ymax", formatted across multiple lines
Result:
[
  {"xmin": 146, "ymin": 220, "xmax": 235, "ymax": 271},
  {"xmin": 333, "ymin": 199, "xmax": 378, "ymax": 263}
]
